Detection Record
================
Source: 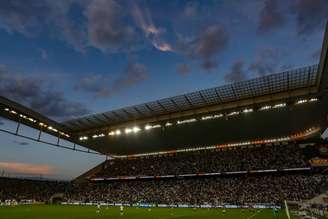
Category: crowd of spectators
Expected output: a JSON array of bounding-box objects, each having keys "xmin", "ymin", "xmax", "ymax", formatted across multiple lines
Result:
[
  {"xmin": 0, "ymin": 144, "xmax": 325, "ymax": 205},
  {"xmin": 66, "ymin": 174, "xmax": 327, "ymax": 205},
  {"xmin": 1, "ymin": 173, "xmax": 326, "ymax": 205},
  {"xmin": 96, "ymin": 144, "xmax": 308, "ymax": 177},
  {"xmin": 0, "ymin": 178, "xmax": 68, "ymax": 202}
]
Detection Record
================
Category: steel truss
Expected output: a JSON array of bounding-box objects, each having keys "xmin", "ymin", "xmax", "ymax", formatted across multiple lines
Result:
[{"xmin": 0, "ymin": 116, "xmax": 103, "ymax": 156}]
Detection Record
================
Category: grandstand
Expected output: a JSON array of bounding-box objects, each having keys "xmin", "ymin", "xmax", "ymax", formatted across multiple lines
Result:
[{"xmin": 1, "ymin": 20, "xmax": 328, "ymax": 219}]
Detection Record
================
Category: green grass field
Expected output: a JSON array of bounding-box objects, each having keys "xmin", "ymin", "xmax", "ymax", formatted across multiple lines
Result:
[{"xmin": 0, "ymin": 205, "xmax": 298, "ymax": 219}]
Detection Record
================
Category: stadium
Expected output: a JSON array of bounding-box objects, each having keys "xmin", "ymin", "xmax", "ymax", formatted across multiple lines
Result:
[{"xmin": 1, "ymin": 1, "xmax": 328, "ymax": 219}]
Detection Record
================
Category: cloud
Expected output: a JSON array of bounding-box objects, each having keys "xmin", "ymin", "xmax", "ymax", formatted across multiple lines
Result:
[
  {"xmin": 176, "ymin": 63, "xmax": 192, "ymax": 75},
  {"xmin": 75, "ymin": 74, "xmax": 111, "ymax": 97},
  {"xmin": 290, "ymin": 0, "xmax": 328, "ymax": 36},
  {"xmin": 257, "ymin": 0, "xmax": 286, "ymax": 34},
  {"xmin": 112, "ymin": 63, "xmax": 149, "ymax": 92},
  {"xmin": 0, "ymin": 0, "xmax": 86, "ymax": 52},
  {"xmin": 224, "ymin": 60, "xmax": 247, "ymax": 83},
  {"xmin": 85, "ymin": 0, "xmax": 141, "ymax": 53},
  {"xmin": 131, "ymin": 1, "xmax": 173, "ymax": 52},
  {"xmin": 0, "ymin": 65, "xmax": 90, "ymax": 121},
  {"xmin": 0, "ymin": 162, "xmax": 55, "ymax": 176},
  {"xmin": 177, "ymin": 24, "xmax": 229, "ymax": 71},
  {"xmin": 76, "ymin": 63, "xmax": 149, "ymax": 96},
  {"xmin": 0, "ymin": 0, "xmax": 173, "ymax": 54},
  {"xmin": 249, "ymin": 48, "xmax": 285, "ymax": 76}
]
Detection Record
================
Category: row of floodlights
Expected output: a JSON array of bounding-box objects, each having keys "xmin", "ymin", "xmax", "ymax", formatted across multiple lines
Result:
[
  {"xmin": 78, "ymin": 98, "xmax": 318, "ymax": 141},
  {"xmin": 3, "ymin": 107, "xmax": 70, "ymax": 138},
  {"xmin": 112, "ymin": 127, "xmax": 319, "ymax": 158}
]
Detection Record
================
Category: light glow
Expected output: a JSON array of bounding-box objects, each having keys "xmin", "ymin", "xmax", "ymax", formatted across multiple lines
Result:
[
  {"xmin": 309, "ymin": 98, "xmax": 318, "ymax": 102},
  {"xmin": 296, "ymin": 99, "xmax": 308, "ymax": 104},
  {"xmin": 273, "ymin": 103, "xmax": 286, "ymax": 108},
  {"xmin": 165, "ymin": 122, "xmax": 173, "ymax": 127},
  {"xmin": 259, "ymin": 105, "xmax": 271, "ymax": 111},
  {"xmin": 79, "ymin": 136, "xmax": 88, "ymax": 141},
  {"xmin": 132, "ymin": 126, "xmax": 141, "ymax": 133},
  {"xmin": 227, "ymin": 111, "xmax": 239, "ymax": 116},
  {"xmin": 177, "ymin": 118, "xmax": 197, "ymax": 124},
  {"xmin": 242, "ymin": 108, "xmax": 253, "ymax": 113}
]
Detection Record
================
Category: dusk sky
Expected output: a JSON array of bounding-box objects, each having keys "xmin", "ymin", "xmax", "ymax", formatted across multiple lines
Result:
[{"xmin": 0, "ymin": 0, "xmax": 328, "ymax": 180}]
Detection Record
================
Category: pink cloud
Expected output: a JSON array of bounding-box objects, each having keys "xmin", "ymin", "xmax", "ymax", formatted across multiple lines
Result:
[{"xmin": 0, "ymin": 162, "xmax": 56, "ymax": 176}]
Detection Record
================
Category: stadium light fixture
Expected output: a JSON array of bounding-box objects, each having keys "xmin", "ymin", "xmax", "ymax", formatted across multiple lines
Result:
[
  {"xmin": 79, "ymin": 136, "xmax": 88, "ymax": 141},
  {"xmin": 165, "ymin": 122, "xmax": 173, "ymax": 127},
  {"xmin": 242, "ymin": 108, "xmax": 253, "ymax": 114},
  {"xmin": 227, "ymin": 111, "xmax": 239, "ymax": 116},
  {"xmin": 108, "ymin": 131, "xmax": 115, "ymax": 136},
  {"xmin": 177, "ymin": 118, "xmax": 197, "ymax": 125},
  {"xmin": 272, "ymin": 103, "xmax": 286, "ymax": 108},
  {"xmin": 48, "ymin": 126, "xmax": 58, "ymax": 133},
  {"xmin": 92, "ymin": 133, "xmax": 105, "ymax": 138},
  {"xmin": 115, "ymin": 130, "xmax": 121, "ymax": 135},
  {"xmin": 296, "ymin": 99, "xmax": 308, "ymax": 104},
  {"xmin": 28, "ymin": 118, "xmax": 36, "ymax": 123},
  {"xmin": 145, "ymin": 124, "xmax": 161, "ymax": 130},
  {"xmin": 259, "ymin": 105, "xmax": 271, "ymax": 111},
  {"xmin": 10, "ymin": 110, "xmax": 17, "ymax": 115},
  {"xmin": 132, "ymin": 126, "xmax": 141, "ymax": 133},
  {"xmin": 201, "ymin": 114, "xmax": 223, "ymax": 121},
  {"xmin": 19, "ymin": 114, "xmax": 27, "ymax": 119},
  {"xmin": 309, "ymin": 98, "xmax": 318, "ymax": 102},
  {"xmin": 125, "ymin": 128, "xmax": 132, "ymax": 134},
  {"xmin": 60, "ymin": 132, "xmax": 70, "ymax": 138},
  {"xmin": 4, "ymin": 108, "xmax": 9, "ymax": 112}
]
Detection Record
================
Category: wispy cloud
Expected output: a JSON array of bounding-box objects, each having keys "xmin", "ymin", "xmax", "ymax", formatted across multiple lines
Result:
[
  {"xmin": 131, "ymin": 1, "xmax": 173, "ymax": 52},
  {"xmin": 0, "ymin": 65, "xmax": 90, "ymax": 121},
  {"xmin": 225, "ymin": 60, "xmax": 248, "ymax": 83},
  {"xmin": 177, "ymin": 24, "xmax": 229, "ymax": 71},
  {"xmin": 248, "ymin": 48, "xmax": 286, "ymax": 76},
  {"xmin": 257, "ymin": 0, "xmax": 286, "ymax": 34},
  {"xmin": 112, "ymin": 63, "xmax": 149, "ymax": 92},
  {"xmin": 76, "ymin": 62, "xmax": 149, "ymax": 97},
  {"xmin": 75, "ymin": 74, "xmax": 111, "ymax": 97},
  {"xmin": 0, "ymin": 162, "xmax": 56, "ymax": 176},
  {"xmin": 176, "ymin": 63, "xmax": 192, "ymax": 75},
  {"xmin": 290, "ymin": 0, "xmax": 328, "ymax": 36},
  {"xmin": 85, "ymin": 0, "xmax": 142, "ymax": 53},
  {"xmin": 0, "ymin": 0, "xmax": 86, "ymax": 52}
]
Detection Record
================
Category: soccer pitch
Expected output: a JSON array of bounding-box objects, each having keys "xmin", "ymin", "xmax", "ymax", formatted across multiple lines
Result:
[{"xmin": 0, "ymin": 205, "xmax": 297, "ymax": 219}]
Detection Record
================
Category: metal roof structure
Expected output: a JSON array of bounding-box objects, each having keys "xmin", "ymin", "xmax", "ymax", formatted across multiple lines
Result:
[{"xmin": 64, "ymin": 64, "xmax": 319, "ymax": 133}]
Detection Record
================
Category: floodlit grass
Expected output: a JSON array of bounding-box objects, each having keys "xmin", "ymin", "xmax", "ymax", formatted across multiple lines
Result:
[{"xmin": 0, "ymin": 204, "xmax": 298, "ymax": 219}]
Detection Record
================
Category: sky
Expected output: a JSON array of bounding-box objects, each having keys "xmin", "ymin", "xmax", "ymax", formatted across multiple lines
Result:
[{"xmin": 0, "ymin": 0, "xmax": 328, "ymax": 180}]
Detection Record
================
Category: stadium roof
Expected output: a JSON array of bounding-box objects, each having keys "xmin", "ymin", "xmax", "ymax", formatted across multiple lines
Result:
[
  {"xmin": 1, "ymin": 24, "xmax": 328, "ymax": 156},
  {"xmin": 64, "ymin": 64, "xmax": 319, "ymax": 133}
]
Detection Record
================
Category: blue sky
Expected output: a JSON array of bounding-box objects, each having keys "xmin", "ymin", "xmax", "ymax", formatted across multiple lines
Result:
[{"xmin": 0, "ymin": 0, "xmax": 327, "ymax": 180}]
